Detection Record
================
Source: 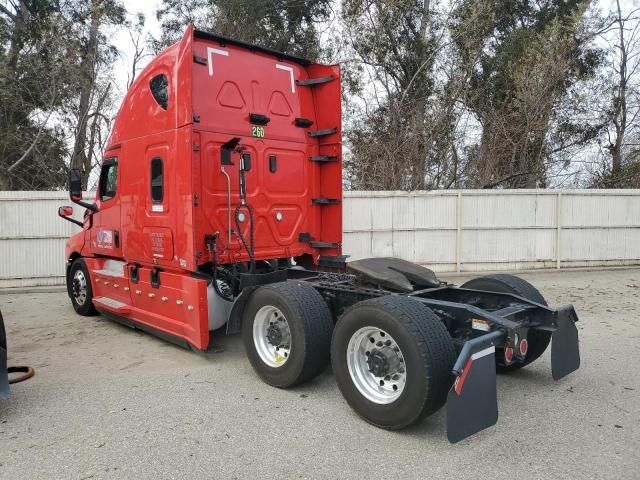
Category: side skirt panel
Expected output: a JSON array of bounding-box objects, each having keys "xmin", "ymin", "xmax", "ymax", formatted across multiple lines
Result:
[{"xmin": 97, "ymin": 308, "xmax": 196, "ymax": 351}]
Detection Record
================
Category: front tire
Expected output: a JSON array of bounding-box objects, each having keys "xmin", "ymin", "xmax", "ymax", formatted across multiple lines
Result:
[
  {"xmin": 68, "ymin": 258, "xmax": 98, "ymax": 316},
  {"xmin": 461, "ymin": 274, "xmax": 551, "ymax": 372},
  {"xmin": 242, "ymin": 281, "xmax": 333, "ymax": 388},
  {"xmin": 331, "ymin": 296, "xmax": 456, "ymax": 430}
]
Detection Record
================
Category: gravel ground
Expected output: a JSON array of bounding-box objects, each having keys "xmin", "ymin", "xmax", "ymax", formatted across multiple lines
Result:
[{"xmin": 0, "ymin": 268, "xmax": 638, "ymax": 480}]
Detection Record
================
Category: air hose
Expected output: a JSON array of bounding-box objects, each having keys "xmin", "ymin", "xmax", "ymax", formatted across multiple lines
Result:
[
  {"xmin": 206, "ymin": 234, "xmax": 235, "ymax": 302},
  {"xmin": 234, "ymin": 202, "xmax": 255, "ymax": 272},
  {"xmin": 235, "ymin": 151, "xmax": 256, "ymax": 272}
]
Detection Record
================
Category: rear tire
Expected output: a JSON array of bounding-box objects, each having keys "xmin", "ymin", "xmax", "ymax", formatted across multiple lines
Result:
[
  {"xmin": 331, "ymin": 296, "xmax": 456, "ymax": 430},
  {"xmin": 242, "ymin": 281, "xmax": 333, "ymax": 388},
  {"xmin": 461, "ymin": 274, "xmax": 551, "ymax": 372},
  {"xmin": 68, "ymin": 258, "xmax": 98, "ymax": 316}
]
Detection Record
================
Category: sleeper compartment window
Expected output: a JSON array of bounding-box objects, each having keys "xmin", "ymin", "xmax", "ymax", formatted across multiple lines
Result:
[
  {"xmin": 150, "ymin": 157, "xmax": 164, "ymax": 205},
  {"xmin": 150, "ymin": 74, "xmax": 169, "ymax": 110}
]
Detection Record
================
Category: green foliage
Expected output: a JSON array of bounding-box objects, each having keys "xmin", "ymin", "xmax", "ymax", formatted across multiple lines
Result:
[
  {"xmin": 450, "ymin": 0, "xmax": 600, "ymax": 188},
  {"xmin": 0, "ymin": 0, "xmax": 126, "ymax": 190},
  {"xmin": 0, "ymin": 2, "xmax": 73, "ymax": 189},
  {"xmin": 156, "ymin": 0, "xmax": 332, "ymax": 60}
]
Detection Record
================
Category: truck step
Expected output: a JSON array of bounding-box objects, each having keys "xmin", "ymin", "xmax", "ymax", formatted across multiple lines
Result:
[
  {"xmin": 309, "ymin": 155, "xmax": 338, "ymax": 163},
  {"xmin": 296, "ymin": 76, "xmax": 335, "ymax": 86},
  {"xmin": 93, "ymin": 296, "xmax": 131, "ymax": 314},
  {"xmin": 310, "ymin": 241, "xmax": 340, "ymax": 249},
  {"xmin": 295, "ymin": 117, "xmax": 314, "ymax": 128},
  {"xmin": 312, "ymin": 197, "xmax": 339, "ymax": 205},
  {"xmin": 298, "ymin": 232, "xmax": 339, "ymax": 249},
  {"xmin": 318, "ymin": 255, "xmax": 348, "ymax": 269},
  {"xmin": 309, "ymin": 128, "xmax": 337, "ymax": 137}
]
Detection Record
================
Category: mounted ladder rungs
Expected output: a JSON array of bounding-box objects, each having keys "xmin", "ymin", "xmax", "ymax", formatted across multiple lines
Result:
[
  {"xmin": 309, "ymin": 155, "xmax": 338, "ymax": 163},
  {"xmin": 310, "ymin": 241, "xmax": 339, "ymax": 249},
  {"xmin": 309, "ymin": 128, "xmax": 338, "ymax": 138},
  {"xmin": 296, "ymin": 76, "xmax": 335, "ymax": 86},
  {"xmin": 312, "ymin": 197, "xmax": 339, "ymax": 205}
]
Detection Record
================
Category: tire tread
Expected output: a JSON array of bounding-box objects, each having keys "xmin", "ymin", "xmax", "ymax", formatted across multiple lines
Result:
[
  {"xmin": 336, "ymin": 295, "xmax": 456, "ymax": 429},
  {"xmin": 245, "ymin": 281, "xmax": 333, "ymax": 387}
]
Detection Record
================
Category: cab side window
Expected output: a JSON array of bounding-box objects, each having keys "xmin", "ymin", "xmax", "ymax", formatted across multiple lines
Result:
[
  {"xmin": 99, "ymin": 159, "xmax": 118, "ymax": 201},
  {"xmin": 150, "ymin": 74, "xmax": 168, "ymax": 110},
  {"xmin": 150, "ymin": 157, "xmax": 163, "ymax": 203}
]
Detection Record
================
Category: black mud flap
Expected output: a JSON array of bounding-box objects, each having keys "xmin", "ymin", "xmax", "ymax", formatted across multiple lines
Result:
[
  {"xmin": 0, "ymin": 345, "xmax": 8, "ymax": 399},
  {"xmin": 0, "ymin": 310, "xmax": 8, "ymax": 399},
  {"xmin": 551, "ymin": 305, "xmax": 580, "ymax": 381},
  {"xmin": 446, "ymin": 340, "xmax": 499, "ymax": 443}
]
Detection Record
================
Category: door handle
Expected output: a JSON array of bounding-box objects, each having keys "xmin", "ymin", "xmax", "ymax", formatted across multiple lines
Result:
[{"xmin": 114, "ymin": 230, "xmax": 120, "ymax": 248}]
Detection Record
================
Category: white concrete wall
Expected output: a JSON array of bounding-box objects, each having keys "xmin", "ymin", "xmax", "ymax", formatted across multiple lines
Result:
[
  {"xmin": 2, "ymin": 190, "xmax": 640, "ymax": 287},
  {"xmin": 342, "ymin": 190, "xmax": 640, "ymax": 272}
]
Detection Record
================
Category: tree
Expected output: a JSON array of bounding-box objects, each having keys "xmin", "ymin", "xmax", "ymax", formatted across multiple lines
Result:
[
  {"xmin": 155, "ymin": 0, "xmax": 332, "ymax": 60},
  {"xmin": 66, "ymin": 0, "xmax": 126, "ymax": 189},
  {"xmin": 342, "ymin": 0, "xmax": 454, "ymax": 190},
  {"xmin": 451, "ymin": 0, "xmax": 600, "ymax": 188},
  {"xmin": 0, "ymin": 0, "xmax": 74, "ymax": 190},
  {"xmin": 0, "ymin": 0, "xmax": 125, "ymax": 190},
  {"xmin": 591, "ymin": 0, "xmax": 640, "ymax": 187}
]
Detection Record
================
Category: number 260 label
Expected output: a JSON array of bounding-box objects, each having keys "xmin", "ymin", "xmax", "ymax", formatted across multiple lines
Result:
[{"xmin": 252, "ymin": 126, "xmax": 265, "ymax": 138}]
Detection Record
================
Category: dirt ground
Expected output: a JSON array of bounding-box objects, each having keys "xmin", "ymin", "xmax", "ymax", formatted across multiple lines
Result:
[{"xmin": 0, "ymin": 268, "xmax": 638, "ymax": 479}]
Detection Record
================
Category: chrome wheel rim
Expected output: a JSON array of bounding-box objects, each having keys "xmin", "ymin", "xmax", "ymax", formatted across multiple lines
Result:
[
  {"xmin": 347, "ymin": 327, "xmax": 406, "ymax": 404},
  {"xmin": 253, "ymin": 305, "xmax": 291, "ymax": 368},
  {"xmin": 72, "ymin": 270, "xmax": 88, "ymax": 306}
]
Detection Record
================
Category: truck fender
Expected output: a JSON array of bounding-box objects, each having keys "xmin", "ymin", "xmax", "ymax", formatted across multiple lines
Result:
[{"xmin": 226, "ymin": 287, "xmax": 258, "ymax": 335}]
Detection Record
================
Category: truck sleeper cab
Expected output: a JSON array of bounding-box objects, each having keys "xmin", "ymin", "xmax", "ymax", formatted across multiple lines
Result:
[{"xmin": 60, "ymin": 25, "xmax": 580, "ymax": 443}]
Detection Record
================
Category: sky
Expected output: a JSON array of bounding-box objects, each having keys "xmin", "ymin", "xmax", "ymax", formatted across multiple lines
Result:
[{"xmin": 110, "ymin": 0, "xmax": 163, "ymax": 100}]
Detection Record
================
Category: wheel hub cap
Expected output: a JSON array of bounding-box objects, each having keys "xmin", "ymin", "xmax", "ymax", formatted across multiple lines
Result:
[
  {"xmin": 253, "ymin": 305, "xmax": 291, "ymax": 368},
  {"xmin": 72, "ymin": 270, "xmax": 87, "ymax": 306},
  {"xmin": 266, "ymin": 323, "xmax": 290, "ymax": 347},
  {"xmin": 347, "ymin": 327, "xmax": 407, "ymax": 404},
  {"xmin": 367, "ymin": 347, "xmax": 401, "ymax": 377}
]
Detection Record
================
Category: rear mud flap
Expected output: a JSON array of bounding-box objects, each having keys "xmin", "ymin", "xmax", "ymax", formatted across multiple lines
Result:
[
  {"xmin": 0, "ymin": 345, "xmax": 9, "ymax": 399},
  {"xmin": 551, "ymin": 306, "xmax": 580, "ymax": 380},
  {"xmin": 446, "ymin": 344, "xmax": 498, "ymax": 443}
]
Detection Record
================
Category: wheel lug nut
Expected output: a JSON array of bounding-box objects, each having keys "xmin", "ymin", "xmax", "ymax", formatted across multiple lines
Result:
[
  {"xmin": 384, "ymin": 375, "xmax": 391, "ymax": 381},
  {"xmin": 369, "ymin": 337, "xmax": 375, "ymax": 343},
  {"xmin": 379, "ymin": 380, "xmax": 385, "ymax": 386},
  {"xmin": 392, "ymin": 374, "xmax": 399, "ymax": 380},
  {"xmin": 384, "ymin": 340, "xmax": 391, "ymax": 346},
  {"xmin": 376, "ymin": 341, "xmax": 383, "ymax": 347}
]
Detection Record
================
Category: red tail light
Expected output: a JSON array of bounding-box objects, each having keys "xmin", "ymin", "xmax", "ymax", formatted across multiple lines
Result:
[
  {"xmin": 519, "ymin": 338, "xmax": 528, "ymax": 356},
  {"xmin": 504, "ymin": 346, "xmax": 514, "ymax": 364}
]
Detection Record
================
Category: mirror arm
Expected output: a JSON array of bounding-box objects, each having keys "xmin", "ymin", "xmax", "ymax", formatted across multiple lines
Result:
[
  {"xmin": 58, "ymin": 210, "xmax": 84, "ymax": 227},
  {"xmin": 71, "ymin": 197, "xmax": 98, "ymax": 212}
]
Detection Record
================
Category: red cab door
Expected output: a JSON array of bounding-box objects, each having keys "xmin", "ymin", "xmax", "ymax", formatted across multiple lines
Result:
[{"xmin": 90, "ymin": 157, "xmax": 123, "ymax": 258}]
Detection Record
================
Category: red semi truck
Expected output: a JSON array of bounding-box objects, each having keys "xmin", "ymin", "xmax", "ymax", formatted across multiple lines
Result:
[{"xmin": 59, "ymin": 25, "xmax": 580, "ymax": 442}]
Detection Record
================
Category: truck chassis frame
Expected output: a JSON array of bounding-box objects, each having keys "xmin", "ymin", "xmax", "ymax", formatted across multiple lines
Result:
[{"xmin": 279, "ymin": 267, "xmax": 580, "ymax": 442}]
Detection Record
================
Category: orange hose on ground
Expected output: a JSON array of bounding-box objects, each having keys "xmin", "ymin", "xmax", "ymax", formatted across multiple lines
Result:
[{"xmin": 8, "ymin": 366, "xmax": 34, "ymax": 384}]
